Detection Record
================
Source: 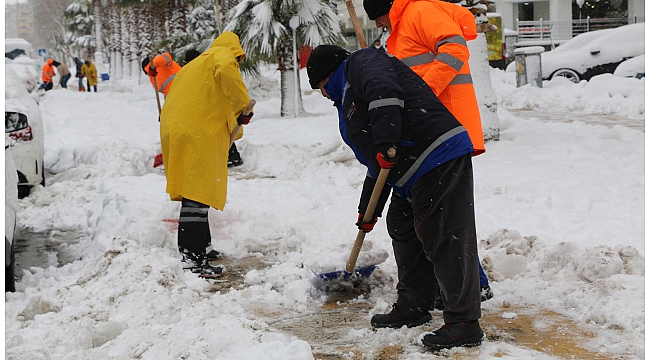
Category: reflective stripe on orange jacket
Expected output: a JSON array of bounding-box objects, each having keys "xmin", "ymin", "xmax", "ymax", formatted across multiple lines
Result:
[
  {"xmin": 386, "ymin": 0, "xmax": 485, "ymax": 156},
  {"xmin": 146, "ymin": 52, "xmax": 181, "ymax": 96},
  {"xmin": 42, "ymin": 58, "xmax": 55, "ymax": 83}
]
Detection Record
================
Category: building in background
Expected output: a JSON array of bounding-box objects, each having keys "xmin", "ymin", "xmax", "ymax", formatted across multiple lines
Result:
[
  {"xmin": 493, "ymin": 0, "xmax": 644, "ymax": 48},
  {"xmin": 5, "ymin": 2, "xmax": 36, "ymax": 46}
]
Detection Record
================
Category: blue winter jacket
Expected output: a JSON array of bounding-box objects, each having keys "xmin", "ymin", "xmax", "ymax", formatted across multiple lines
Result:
[{"xmin": 323, "ymin": 48, "xmax": 474, "ymax": 214}]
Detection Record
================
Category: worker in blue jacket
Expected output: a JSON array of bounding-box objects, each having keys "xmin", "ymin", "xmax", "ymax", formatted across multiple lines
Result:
[{"xmin": 307, "ymin": 45, "xmax": 484, "ymax": 351}]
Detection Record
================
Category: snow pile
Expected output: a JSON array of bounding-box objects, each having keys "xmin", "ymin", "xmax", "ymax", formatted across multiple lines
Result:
[{"xmin": 4, "ymin": 64, "xmax": 644, "ymax": 359}]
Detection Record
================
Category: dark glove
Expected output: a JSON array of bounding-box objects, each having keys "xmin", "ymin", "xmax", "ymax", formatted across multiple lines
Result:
[
  {"xmin": 237, "ymin": 112, "xmax": 253, "ymax": 125},
  {"xmin": 376, "ymin": 146, "xmax": 397, "ymax": 169},
  {"xmin": 148, "ymin": 67, "xmax": 158, "ymax": 77},
  {"xmin": 356, "ymin": 213, "xmax": 378, "ymax": 233}
]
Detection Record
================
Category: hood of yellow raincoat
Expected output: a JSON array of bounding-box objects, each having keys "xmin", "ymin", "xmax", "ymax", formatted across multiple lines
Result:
[{"xmin": 211, "ymin": 31, "xmax": 246, "ymax": 62}]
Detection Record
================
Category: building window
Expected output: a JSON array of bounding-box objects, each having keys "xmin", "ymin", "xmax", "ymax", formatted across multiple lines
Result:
[
  {"xmin": 516, "ymin": 1, "xmax": 550, "ymax": 22},
  {"xmin": 572, "ymin": 0, "xmax": 627, "ymax": 19}
]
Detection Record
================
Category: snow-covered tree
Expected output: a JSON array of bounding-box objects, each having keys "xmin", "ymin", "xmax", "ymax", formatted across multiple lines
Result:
[
  {"xmin": 62, "ymin": 0, "xmax": 95, "ymax": 58},
  {"xmin": 225, "ymin": 0, "xmax": 346, "ymax": 117}
]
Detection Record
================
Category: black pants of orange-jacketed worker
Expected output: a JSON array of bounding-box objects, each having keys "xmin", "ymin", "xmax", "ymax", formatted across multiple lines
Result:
[{"xmin": 386, "ymin": 153, "xmax": 481, "ymax": 324}]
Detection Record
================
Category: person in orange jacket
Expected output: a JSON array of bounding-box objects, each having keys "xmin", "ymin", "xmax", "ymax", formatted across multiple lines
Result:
[
  {"xmin": 141, "ymin": 52, "xmax": 181, "ymax": 98},
  {"xmin": 41, "ymin": 58, "xmax": 55, "ymax": 91}
]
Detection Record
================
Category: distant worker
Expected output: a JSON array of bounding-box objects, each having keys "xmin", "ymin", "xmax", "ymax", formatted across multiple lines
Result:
[
  {"xmin": 73, "ymin": 57, "xmax": 85, "ymax": 92},
  {"xmin": 40, "ymin": 58, "xmax": 55, "ymax": 91},
  {"xmin": 81, "ymin": 59, "xmax": 98, "ymax": 92},
  {"xmin": 142, "ymin": 52, "xmax": 182, "ymax": 98},
  {"xmin": 53, "ymin": 60, "xmax": 71, "ymax": 89}
]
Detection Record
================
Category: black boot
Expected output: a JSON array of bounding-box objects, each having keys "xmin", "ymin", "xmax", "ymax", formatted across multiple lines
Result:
[
  {"xmin": 227, "ymin": 143, "xmax": 243, "ymax": 167},
  {"xmin": 420, "ymin": 320, "xmax": 484, "ymax": 351},
  {"xmin": 371, "ymin": 303, "xmax": 432, "ymax": 328},
  {"xmin": 183, "ymin": 259, "xmax": 226, "ymax": 279}
]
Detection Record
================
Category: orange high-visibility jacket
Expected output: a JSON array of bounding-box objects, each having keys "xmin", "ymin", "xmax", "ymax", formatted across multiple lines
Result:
[
  {"xmin": 41, "ymin": 58, "xmax": 55, "ymax": 83},
  {"xmin": 145, "ymin": 52, "xmax": 181, "ymax": 96},
  {"xmin": 386, "ymin": 0, "xmax": 485, "ymax": 155}
]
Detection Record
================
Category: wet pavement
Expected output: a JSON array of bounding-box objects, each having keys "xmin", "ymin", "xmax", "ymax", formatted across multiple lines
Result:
[
  {"xmin": 13, "ymin": 229, "xmax": 84, "ymax": 279},
  {"xmin": 509, "ymin": 109, "xmax": 644, "ymax": 132}
]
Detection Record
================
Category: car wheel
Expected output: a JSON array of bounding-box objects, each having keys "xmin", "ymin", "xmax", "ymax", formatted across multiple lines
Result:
[
  {"xmin": 5, "ymin": 241, "xmax": 15, "ymax": 292},
  {"xmin": 40, "ymin": 163, "xmax": 45, "ymax": 187},
  {"xmin": 18, "ymin": 185, "xmax": 30, "ymax": 199},
  {"xmin": 551, "ymin": 69, "xmax": 581, "ymax": 83}
]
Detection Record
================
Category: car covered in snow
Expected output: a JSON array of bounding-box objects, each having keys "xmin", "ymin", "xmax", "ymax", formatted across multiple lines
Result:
[
  {"xmin": 5, "ymin": 140, "xmax": 19, "ymax": 292},
  {"xmin": 5, "ymin": 66, "xmax": 45, "ymax": 198},
  {"xmin": 614, "ymin": 54, "xmax": 644, "ymax": 79},
  {"xmin": 507, "ymin": 23, "xmax": 644, "ymax": 83},
  {"xmin": 6, "ymin": 57, "xmax": 39, "ymax": 93}
]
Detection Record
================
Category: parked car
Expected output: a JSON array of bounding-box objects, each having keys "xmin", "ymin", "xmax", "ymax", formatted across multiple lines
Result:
[
  {"xmin": 506, "ymin": 23, "xmax": 645, "ymax": 83},
  {"xmin": 5, "ymin": 66, "xmax": 45, "ymax": 198},
  {"xmin": 6, "ymin": 56, "xmax": 39, "ymax": 93},
  {"xmin": 614, "ymin": 54, "xmax": 644, "ymax": 79},
  {"xmin": 5, "ymin": 140, "xmax": 19, "ymax": 292}
]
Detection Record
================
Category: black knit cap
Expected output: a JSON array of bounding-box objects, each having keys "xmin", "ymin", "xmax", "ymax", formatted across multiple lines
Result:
[
  {"xmin": 141, "ymin": 57, "xmax": 150, "ymax": 75},
  {"xmin": 363, "ymin": 0, "xmax": 393, "ymax": 20},
  {"xmin": 307, "ymin": 45, "xmax": 350, "ymax": 89}
]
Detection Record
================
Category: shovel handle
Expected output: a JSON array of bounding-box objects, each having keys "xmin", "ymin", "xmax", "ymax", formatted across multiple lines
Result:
[
  {"xmin": 346, "ymin": 148, "xmax": 396, "ymax": 272},
  {"xmin": 229, "ymin": 99, "xmax": 256, "ymax": 147},
  {"xmin": 149, "ymin": 55, "xmax": 162, "ymax": 116},
  {"xmin": 345, "ymin": 0, "xmax": 368, "ymax": 49}
]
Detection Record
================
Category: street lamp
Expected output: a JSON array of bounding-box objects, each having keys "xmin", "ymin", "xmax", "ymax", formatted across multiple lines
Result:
[{"xmin": 289, "ymin": 15, "xmax": 300, "ymax": 118}]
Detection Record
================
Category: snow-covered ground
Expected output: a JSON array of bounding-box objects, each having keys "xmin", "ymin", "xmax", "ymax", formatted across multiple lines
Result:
[{"xmin": 4, "ymin": 66, "xmax": 645, "ymax": 359}]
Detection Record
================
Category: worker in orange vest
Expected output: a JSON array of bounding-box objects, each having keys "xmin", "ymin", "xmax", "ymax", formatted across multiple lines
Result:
[
  {"xmin": 142, "ymin": 52, "xmax": 182, "ymax": 98},
  {"xmin": 40, "ymin": 58, "xmax": 55, "ymax": 91},
  {"xmin": 363, "ymin": 0, "xmax": 485, "ymax": 156}
]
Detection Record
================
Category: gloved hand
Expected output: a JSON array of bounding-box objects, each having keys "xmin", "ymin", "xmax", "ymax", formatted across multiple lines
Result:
[
  {"xmin": 237, "ymin": 112, "xmax": 253, "ymax": 125},
  {"xmin": 356, "ymin": 213, "xmax": 378, "ymax": 233},
  {"xmin": 376, "ymin": 146, "xmax": 397, "ymax": 169},
  {"xmin": 148, "ymin": 67, "xmax": 158, "ymax": 77}
]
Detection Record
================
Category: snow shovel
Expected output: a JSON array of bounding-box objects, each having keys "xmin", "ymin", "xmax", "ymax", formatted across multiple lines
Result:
[
  {"xmin": 229, "ymin": 99, "xmax": 256, "ymax": 148},
  {"xmin": 315, "ymin": 148, "xmax": 396, "ymax": 282},
  {"xmin": 150, "ymin": 55, "xmax": 165, "ymax": 168}
]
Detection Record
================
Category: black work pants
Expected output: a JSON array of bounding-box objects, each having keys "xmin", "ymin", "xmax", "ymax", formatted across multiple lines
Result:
[
  {"xmin": 386, "ymin": 154, "xmax": 481, "ymax": 323},
  {"xmin": 178, "ymin": 198, "xmax": 211, "ymax": 264}
]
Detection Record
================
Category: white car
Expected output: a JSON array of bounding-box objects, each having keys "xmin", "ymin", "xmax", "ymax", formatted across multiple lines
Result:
[
  {"xmin": 614, "ymin": 54, "xmax": 644, "ymax": 79},
  {"xmin": 5, "ymin": 140, "xmax": 19, "ymax": 292},
  {"xmin": 5, "ymin": 66, "xmax": 45, "ymax": 198},
  {"xmin": 507, "ymin": 23, "xmax": 645, "ymax": 83},
  {"xmin": 6, "ymin": 56, "xmax": 39, "ymax": 93}
]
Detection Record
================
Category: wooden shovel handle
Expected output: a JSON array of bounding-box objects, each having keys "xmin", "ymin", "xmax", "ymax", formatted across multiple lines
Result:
[
  {"xmin": 149, "ymin": 55, "xmax": 162, "ymax": 116},
  {"xmin": 346, "ymin": 148, "xmax": 396, "ymax": 272},
  {"xmin": 229, "ymin": 99, "xmax": 256, "ymax": 147},
  {"xmin": 345, "ymin": 0, "xmax": 368, "ymax": 49}
]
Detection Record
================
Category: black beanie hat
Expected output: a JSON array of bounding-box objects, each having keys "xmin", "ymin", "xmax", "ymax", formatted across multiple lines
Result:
[
  {"xmin": 184, "ymin": 49, "xmax": 200, "ymax": 64},
  {"xmin": 363, "ymin": 0, "xmax": 393, "ymax": 20},
  {"xmin": 306, "ymin": 45, "xmax": 350, "ymax": 89},
  {"xmin": 141, "ymin": 56, "xmax": 150, "ymax": 75}
]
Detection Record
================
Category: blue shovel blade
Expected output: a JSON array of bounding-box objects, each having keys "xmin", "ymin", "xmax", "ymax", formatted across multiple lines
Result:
[{"xmin": 313, "ymin": 265, "xmax": 376, "ymax": 282}]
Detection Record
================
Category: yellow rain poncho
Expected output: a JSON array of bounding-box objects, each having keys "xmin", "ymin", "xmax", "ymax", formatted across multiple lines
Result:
[{"xmin": 160, "ymin": 32, "xmax": 250, "ymax": 210}]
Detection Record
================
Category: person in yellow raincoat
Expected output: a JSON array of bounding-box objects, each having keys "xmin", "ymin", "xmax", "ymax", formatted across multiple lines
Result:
[
  {"xmin": 160, "ymin": 31, "xmax": 253, "ymax": 278},
  {"xmin": 81, "ymin": 59, "xmax": 98, "ymax": 92}
]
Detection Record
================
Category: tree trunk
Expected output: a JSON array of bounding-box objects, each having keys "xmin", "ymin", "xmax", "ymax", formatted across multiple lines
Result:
[
  {"xmin": 468, "ymin": 33, "xmax": 500, "ymax": 142},
  {"xmin": 92, "ymin": 0, "xmax": 107, "ymax": 76},
  {"xmin": 277, "ymin": 37, "xmax": 305, "ymax": 117}
]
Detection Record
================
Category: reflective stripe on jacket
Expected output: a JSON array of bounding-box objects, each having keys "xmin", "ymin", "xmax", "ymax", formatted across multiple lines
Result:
[
  {"xmin": 324, "ymin": 48, "xmax": 474, "ymax": 202},
  {"xmin": 386, "ymin": 0, "xmax": 485, "ymax": 156},
  {"xmin": 146, "ymin": 52, "xmax": 182, "ymax": 96}
]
